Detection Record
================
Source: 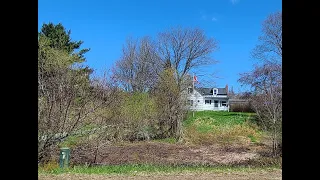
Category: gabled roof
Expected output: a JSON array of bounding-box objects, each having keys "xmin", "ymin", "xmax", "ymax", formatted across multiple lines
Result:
[
  {"xmin": 217, "ymin": 88, "xmax": 227, "ymax": 95},
  {"xmin": 195, "ymin": 87, "xmax": 227, "ymax": 95}
]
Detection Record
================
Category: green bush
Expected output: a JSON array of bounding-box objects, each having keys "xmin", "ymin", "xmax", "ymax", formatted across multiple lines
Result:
[{"xmin": 119, "ymin": 92, "xmax": 158, "ymax": 141}]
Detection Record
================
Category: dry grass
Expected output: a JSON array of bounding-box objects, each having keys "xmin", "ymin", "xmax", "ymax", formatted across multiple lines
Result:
[
  {"xmin": 184, "ymin": 122, "xmax": 261, "ymax": 146},
  {"xmin": 41, "ymin": 160, "xmax": 59, "ymax": 172}
]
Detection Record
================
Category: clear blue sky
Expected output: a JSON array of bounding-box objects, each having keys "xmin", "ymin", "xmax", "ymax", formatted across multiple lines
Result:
[{"xmin": 38, "ymin": 0, "xmax": 281, "ymax": 93}]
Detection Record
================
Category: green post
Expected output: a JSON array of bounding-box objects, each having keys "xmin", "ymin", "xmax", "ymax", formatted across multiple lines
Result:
[{"xmin": 59, "ymin": 147, "xmax": 70, "ymax": 168}]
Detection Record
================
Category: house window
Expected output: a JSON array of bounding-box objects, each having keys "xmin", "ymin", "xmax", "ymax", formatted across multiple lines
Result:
[
  {"xmin": 188, "ymin": 100, "xmax": 193, "ymax": 106},
  {"xmin": 205, "ymin": 100, "xmax": 212, "ymax": 104},
  {"xmin": 198, "ymin": 100, "xmax": 200, "ymax": 103},
  {"xmin": 188, "ymin": 88, "xmax": 193, "ymax": 94},
  {"xmin": 213, "ymin": 89, "xmax": 217, "ymax": 95},
  {"xmin": 214, "ymin": 100, "xmax": 219, "ymax": 107},
  {"xmin": 221, "ymin": 101, "xmax": 227, "ymax": 107}
]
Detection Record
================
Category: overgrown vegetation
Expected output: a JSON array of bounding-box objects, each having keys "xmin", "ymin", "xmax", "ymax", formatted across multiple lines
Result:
[
  {"xmin": 183, "ymin": 111, "xmax": 261, "ymax": 146},
  {"xmin": 38, "ymin": 23, "xmax": 220, "ymax": 164}
]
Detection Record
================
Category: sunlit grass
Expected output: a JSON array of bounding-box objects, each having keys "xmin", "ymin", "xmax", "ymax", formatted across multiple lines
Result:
[
  {"xmin": 38, "ymin": 163, "xmax": 281, "ymax": 175},
  {"xmin": 183, "ymin": 111, "xmax": 261, "ymax": 145}
]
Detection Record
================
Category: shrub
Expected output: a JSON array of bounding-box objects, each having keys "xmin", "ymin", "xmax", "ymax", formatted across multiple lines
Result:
[
  {"xmin": 119, "ymin": 92, "xmax": 158, "ymax": 141},
  {"xmin": 230, "ymin": 103, "xmax": 254, "ymax": 112}
]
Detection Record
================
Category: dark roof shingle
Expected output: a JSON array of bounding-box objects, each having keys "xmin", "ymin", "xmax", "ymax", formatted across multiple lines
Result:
[{"xmin": 195, "ymin": 87, "xmax": 227, "ymax": 95}]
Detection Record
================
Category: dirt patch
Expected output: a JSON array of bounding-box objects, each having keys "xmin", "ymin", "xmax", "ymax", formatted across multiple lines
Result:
[
  {"xmin": 39, "ymin": 169, "xmax": 282, "ymax": 180},
  {"xmin": 71, "ymin": 141, "xmax": 268, "ymax": 166}
]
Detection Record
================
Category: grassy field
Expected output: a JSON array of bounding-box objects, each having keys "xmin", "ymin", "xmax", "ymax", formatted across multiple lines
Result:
[{"xmin": 184, "ymin": 111, "xmax": 256, "ymax": 127}]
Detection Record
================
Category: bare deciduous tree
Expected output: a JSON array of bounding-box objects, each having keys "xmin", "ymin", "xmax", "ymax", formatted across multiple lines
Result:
[
  {"xmin": 113, "ymin": 37, "xmax": 161, "ymax": 92},
  {"xmin": 252, "ymin": 11, "xmax": 282, "ymax": 64},
  {"xmin": 111, "ymin": 27, "xmax": 219, "ymax": 141},
  {"xmin": 239, "ymin": 11, "xmax": 282, "ymax": 157},
  {"xmin": 69, "ymin": 73, "xmax": 125, "ymax": 166},
  {"xmin": 239, "ymin": 62, "xmax": 282, "ymax": 156},
  {"xmin": 157, "ymin": 27, "xmax": 219, "ymax": 90},
  {"xmin": 154, "ymin": 27, "xmax": 219, "ymax": 139}
]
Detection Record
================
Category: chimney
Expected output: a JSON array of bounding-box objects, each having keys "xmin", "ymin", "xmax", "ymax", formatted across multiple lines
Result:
[{"xmin": 225, "ymin": 84, "xmax": 228, "ymax": 94}]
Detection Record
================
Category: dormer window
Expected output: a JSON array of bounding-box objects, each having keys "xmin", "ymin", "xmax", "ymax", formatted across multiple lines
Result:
[{"xmin": 213, "ymin": 88, "xmax": 218, "ymax": 95}]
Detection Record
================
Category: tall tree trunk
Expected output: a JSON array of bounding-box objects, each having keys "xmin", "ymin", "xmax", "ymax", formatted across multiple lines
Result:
[{"xmin": 272, "ymin": 121, "xmax": 278, "ymax": 157}]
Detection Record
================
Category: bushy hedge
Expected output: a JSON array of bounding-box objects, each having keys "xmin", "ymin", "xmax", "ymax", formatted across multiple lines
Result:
[{"xmin": 229, "ymin": 103, "xmax": 254, "ymax": 113}]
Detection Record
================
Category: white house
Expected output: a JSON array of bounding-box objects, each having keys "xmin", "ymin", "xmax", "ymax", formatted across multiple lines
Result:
[{"xmin": 186, "ymin": 85, "xmax": 229, "ymax": 111}]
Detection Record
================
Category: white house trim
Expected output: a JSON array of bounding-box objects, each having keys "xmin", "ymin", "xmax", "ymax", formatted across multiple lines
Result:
[{"xmin": 186, "ymin": 86, "xmax": 229, "ymax": 111}]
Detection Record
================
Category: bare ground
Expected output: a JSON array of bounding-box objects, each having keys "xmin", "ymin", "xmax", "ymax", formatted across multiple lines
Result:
[
  {"xmin": 39, "ymin": 169, "xmax": 282, "ymax": 180},
  {"xmin": 71, "ymin": 141, "xmax": 270, "ymax": 166}
]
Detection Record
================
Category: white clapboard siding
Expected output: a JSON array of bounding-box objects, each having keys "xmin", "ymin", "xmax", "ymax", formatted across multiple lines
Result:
[{"xmin": 187, "ymin": 89, "xmax": 229, "ymax": 111}]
